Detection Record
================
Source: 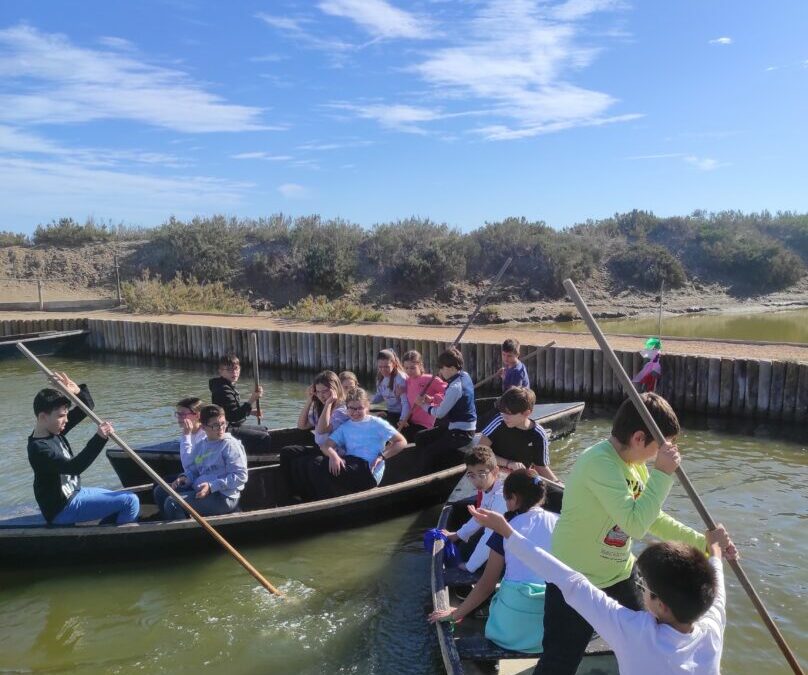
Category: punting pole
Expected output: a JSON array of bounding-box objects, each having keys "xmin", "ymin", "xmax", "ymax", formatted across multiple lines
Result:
[
  {"xmin": 474, "ymin": 340, "xmax": 556, "ymax": 390},
  {"xmin": 251, "ymin": 332, "xmax": 262, "ymax": 424},
  {"xmin": 17, "ymin": 343, "xmax": 284, "ymax": 599},
  {"xmin": 562, "ymin": 278, "xmax": 805, "ymax": 675},
  {"xmin": 401, "ymin": 257, "xmax": 513, "ymax": 424}
]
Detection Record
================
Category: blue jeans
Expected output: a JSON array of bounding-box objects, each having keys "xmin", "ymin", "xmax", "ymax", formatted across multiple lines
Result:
[
  {"xmin": 162, "ymin": 490, "xmax": 240, "ymax": 520},
  {"xmin": 52, "ymin": 487, "xmax": 140, "ymax": 525}
]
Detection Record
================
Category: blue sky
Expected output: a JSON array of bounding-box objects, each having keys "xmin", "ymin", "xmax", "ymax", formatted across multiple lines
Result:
[{"xmin": 1, "ymin": 0, "xmax": 806, "ymax": 233}]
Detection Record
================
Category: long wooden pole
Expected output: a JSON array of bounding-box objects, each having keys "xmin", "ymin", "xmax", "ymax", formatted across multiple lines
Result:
[
  {"xmin": 474, "ymin": 340, "xmax": 556, "ymax": 390},
  {"xmin": 401, "ymin": 257, "xmax": 513, "ymax": 424},
  {"xmin": 17, "ymin": 343, "xmax": 284, "ymax": 599},
  {"xmin": 562, "ymin": 279, "xmax": 805, "ymax": 675},
  {"xmin": 251, "ymin": 332, "xmax": 262, "ymax": 424}
]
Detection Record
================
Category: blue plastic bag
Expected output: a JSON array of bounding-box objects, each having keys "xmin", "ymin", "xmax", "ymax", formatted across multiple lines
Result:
[{"xmin": 423, "ymin": 528, "xmax": 462, "ymax": 568}]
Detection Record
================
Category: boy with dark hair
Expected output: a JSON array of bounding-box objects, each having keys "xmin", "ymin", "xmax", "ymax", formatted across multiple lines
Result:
[
  {"xmin": 159, "ymin": 404, "xmax": 248, "ymax": 520},
  {"xmin": 529, "ymin": 392, "xmax": 725, "ymax": 675},
  {"xmin": 497, "ymin": 338, "xmax": 530, "ymax": 391},
  {"xmin": 28, "ymin": 373, "xmax": 139, "ymax": 525},
  {"xmin": 414, "ymin": 347, "xmax": 477, "ymax": 471},
  {"xmin": 441, "ymin": 447, "xmax": 507, "ymax": 572},
  {"xmin": 209, "ymin": 353, "xmax": 271, "ymax": 453},
  {"xmin": 470, "ymin": 506, "xmax": 734, "ymax": 675}
]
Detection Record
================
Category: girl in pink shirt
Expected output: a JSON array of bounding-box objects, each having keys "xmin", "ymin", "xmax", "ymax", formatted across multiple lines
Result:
[{"xmin": 397, "ymin": 350, "xmax": 447, "ymax": 442}]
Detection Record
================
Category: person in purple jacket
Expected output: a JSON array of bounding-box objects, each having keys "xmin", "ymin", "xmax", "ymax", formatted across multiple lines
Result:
[{"xmin": 497, "ymin": 338, "xmax": 530, "ymax": 391}]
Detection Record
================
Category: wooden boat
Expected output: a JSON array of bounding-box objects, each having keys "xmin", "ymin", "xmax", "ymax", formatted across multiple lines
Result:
[
  {"xmin": 0, "ymin": 402, "xmax": 585, "ymax": 566},
  {"xmin": 107, "ymin": 400, "xmax": 583, "ymax": 489},
  {"xmin": 431, "ymin": 476, "xmax": 618, "ymax": 675},
  {"xmin": 0, "ymin": 329, "xmax": 88, "ymax": 359}
]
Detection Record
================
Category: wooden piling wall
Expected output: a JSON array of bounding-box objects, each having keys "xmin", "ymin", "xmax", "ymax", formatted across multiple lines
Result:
[{"xmin": 2, "ymin": 318, "xmax": 806, "ymax": 423}]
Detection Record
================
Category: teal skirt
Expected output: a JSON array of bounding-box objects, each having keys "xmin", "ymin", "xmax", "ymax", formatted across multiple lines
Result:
[{"xmin": 485, "ymin": 579, "xmax": 546, "ymax": 653}]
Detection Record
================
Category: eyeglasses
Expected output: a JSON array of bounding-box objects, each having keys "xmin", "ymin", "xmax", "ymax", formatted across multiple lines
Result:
[
  {"xmin": 347, "ymin": 405, "xmax": 366, "ymax": 412},
  {"xmin": 635, "ymin": 574, "xmax": 656, "ymax": 598},
  {"xmin": 465, "ymin": 470, "xmax": 492, "ymax": 480},
  {"xmin": 205, "ymin": 421, "xmax": 227, "ymax": 430}
]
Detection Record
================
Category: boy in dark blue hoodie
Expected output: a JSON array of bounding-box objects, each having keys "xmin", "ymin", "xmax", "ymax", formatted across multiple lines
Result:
[{"xmin": 415, "ymin": 347, "xmax": 477, "ymax": 471}]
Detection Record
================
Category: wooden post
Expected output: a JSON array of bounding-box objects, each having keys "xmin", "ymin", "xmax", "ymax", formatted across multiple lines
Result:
[
  {"xmin": 674, "ymin": 355, "xmax": 686, "ymax": 410},
  {"xmin": 602, "ymin": 347, "xmax": 613, "ymax": 401},
  {"xmin": 582, "ymin": 349, "xmax": 593, "ymax": 399},
  {"xmin": 757, "ymin": 360, "xmax": 772, "ymax": 417},
  {"xmin": 769, "ymin": 361, "xmax": 786, "ymax": 420},
  {"xmin": 545, "ymin": 347, "xmax": 556, "ymax": 397},
  {"xmin": 685, "ymin": 356, "xmax": 698, "ymax": 411},
  {"xmin": 731, "ymin": 360, "xmax": 747, "ymax": 417},
  {"xmin": 573, "ymin": 349, "xmax": 584, "ymax": 397},
  {"xmin": 745, "ymin": 359, "xmax": 759, "ymax": 417},
  {"xmin": 782, "ymin": 362, "xmax": 799, "ymax": 421},
  {"xmin": 695, "ymin": 357, "xmax": 709, "ymax": 413},
  {"xmin": 592, "ymin": 349, "xmax": 603, "ymax": 401},
  {"xmin": 554, "ymin": 348, "xmax": 565, "ymax": 398},
  {"xmin": 707, "ymin": 357, "xmax": 721, "ymax": 413},
  {"xmin": 37, "ymin": 279, "xmax": 44, "ymax": 310},
  {"xmin": 719, "ymin": 358, "xmax": 734, "ymax": 414},
  {"xmin": 796, "ymin": 364, "xmax": 808, "ymax": 423}
]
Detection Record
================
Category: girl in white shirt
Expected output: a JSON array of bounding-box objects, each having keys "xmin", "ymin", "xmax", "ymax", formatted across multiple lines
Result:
[{"xmin": 428, "ymin": 469, "xmax": 558, "ymax": 653}]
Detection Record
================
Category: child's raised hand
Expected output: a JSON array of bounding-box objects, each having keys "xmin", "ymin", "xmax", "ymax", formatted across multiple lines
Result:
[
  {"xmin": 51, "ymin": 371, "xmax": 80, "ymax": 395},
  {"xmin": 706, "ymin": 524, "xmax": 738, "ymax": 561},
  {"xmin": 181, "ymin": 418, "xmax": 195, "ymax": 434},
  {"xmin": 654, "ymin": 441, "xmax": 681, "ymax": 475},
  {"xmin": 96, "ymin": 421, "xmax": 114, "ymax": 439},
  {"xmin": 468, "ymin": 506, "xmax": 513, "ymax": 538}
]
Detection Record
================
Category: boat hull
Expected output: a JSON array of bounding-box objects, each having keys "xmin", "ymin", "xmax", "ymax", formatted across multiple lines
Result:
[{"xmin": 0, "ymin": 330, "xmax": 88, "ymax": 359}]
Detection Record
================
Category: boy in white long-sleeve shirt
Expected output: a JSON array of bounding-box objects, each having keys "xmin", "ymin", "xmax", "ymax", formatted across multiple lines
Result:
[
  {"xmin": 469, "ymin": 506, "xmax": 736, "ymax": 675},
  {"xmin": 441, "ymin": 447, "xmax": 507, "ymax": 572}
]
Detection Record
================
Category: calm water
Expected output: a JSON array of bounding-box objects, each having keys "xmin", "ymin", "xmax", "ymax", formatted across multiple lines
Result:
[
  {"xmin": 539, "ymin": 307, "xmax": 808, "ymax": 343},
  {"xmin": 0, "ymin": 353, "xmax": 805, "ymax": 674}
]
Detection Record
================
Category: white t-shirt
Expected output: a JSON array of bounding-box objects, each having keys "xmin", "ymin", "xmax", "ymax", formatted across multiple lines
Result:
[
  {"xmin": 501, "ymin": 509, "xmax": 558, "ymax": 583},
  {"xmin": 506, "ymin": 532, "xmax": 726, "ymax": 674},
  {"xmin": 456, "ymin": 478, "xmax": 507, "ymax": 573}
]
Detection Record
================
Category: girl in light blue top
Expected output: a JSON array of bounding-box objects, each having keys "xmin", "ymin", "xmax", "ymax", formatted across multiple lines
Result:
[{"xmin": 308, "ymin": 388, "xmax": 408, "ymax": 500}]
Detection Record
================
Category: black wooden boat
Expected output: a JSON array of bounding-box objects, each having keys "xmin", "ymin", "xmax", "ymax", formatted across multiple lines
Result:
[
  {"xmin": 0, "ymin": 403, "xmax": 584, "ymax": 566},
  {"xmin": 431, "ymin": 477, "xmax": 618, "ymax": 675},
  {"xmin": 106, "ymin": 400, "xmax": 582, "ymax": 489},
  {"xmin": 0, "ymin": 329, "xmax": 88, "ymax": 359}
]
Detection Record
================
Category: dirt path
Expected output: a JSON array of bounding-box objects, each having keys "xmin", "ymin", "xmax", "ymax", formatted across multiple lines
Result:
[{"xmin": 3, "ymin": 309, "xmax": 808, "ymax": 363}]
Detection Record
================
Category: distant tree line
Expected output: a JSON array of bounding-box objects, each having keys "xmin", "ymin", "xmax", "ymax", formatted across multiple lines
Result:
[{"xmin": 3, "ymin": 209, "xmax": 807, "ymax": 300}]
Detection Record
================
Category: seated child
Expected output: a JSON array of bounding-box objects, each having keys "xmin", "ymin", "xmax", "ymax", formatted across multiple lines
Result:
[
  {"xmin": 307, "ymin": 388, "xmax": 407, "ymax": 500},
  {"xmin": 497, "ymin": 338, "xmax": 530, "ymax": 391},
  {"xmin": 415, "ymin": 347, "xmax": 477, "ymax": 472},
  {"xmin": 440, "ymin": 447, "xmax": 507, "ymax": 573},
  {"xmin": 533, "ymin": 393, "xmax": 714, "ymax": 675},
  {"xmin": 339, "ymin": 370, "xmax": 359, "ymax": 395},
  {"xmin": 371, "ymin": 349, "xmax": 408, "ymax": 427},
  {"xmin": 27, "ymin": 373, "xmax": 139, "ymax": 525},
  {"xmin": 429, "ymin": 470, "xmax": 558, "ymax": 654},
  {"xmin": 158, "ymin": 404, "xmax": 248, "ymax": 520},
  {"xmin": 280, "ymin": 370, "xmax": 348, "ymax": 500},
  {"xmin": 479, "ymin": 387, "xmax": 559, "ymax": 481},
  {"xmin": 175, "ymin": 396, "xmax": 206, "ymax": 472},
  {"xmin": 397, "ymin": 349, "xmax": 447, "ymax": 442},
  {"xmin": 209, "ymin": 353, "xmax": 271, "ymax": 454},
  {"xmin": 471, "ymin": 506, "xmax": 734, "ymax": 675}
]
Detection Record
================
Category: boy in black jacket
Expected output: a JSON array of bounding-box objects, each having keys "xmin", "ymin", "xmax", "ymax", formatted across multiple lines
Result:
[
  {"xmin": 27, "ymin": 373, "xmax": 139, "ymax": 525},
  {"xmin": 209, "ymin": 353, "xmax": 272, "ymax": 453}
]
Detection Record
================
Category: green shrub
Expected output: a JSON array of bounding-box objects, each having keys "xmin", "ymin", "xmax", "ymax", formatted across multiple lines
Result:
[
  {"xmin": 144, "ymin": 216, "xmax": 245, "ymax": 283},
  {"xmin": 279, "ymin": 295, "xmax": 384, "ymax": 322},
  {"xmin": 418, "ymin": 309, "xmax": 446, "ymax": 325},
  {"xmin": 122, "ymin": 273, "xmax": 251, "ymax": 314},
  {"xmin": 0, "ymin": 231, "xmax": 29, "ymax": 247},
  {"xmin": 33, "ymin": 218, "xmax": 112, "ymax": 246},
  {"xmin": 364, "ymin": 218, "xmax": 466, "ymax": 291},
  {"xmin": 608, "ymin": 243, "xmax": 687, "ymax": 290},
  {"xmin": 289, "ymin": 217, "xmax": 363, "ymax": 294}
]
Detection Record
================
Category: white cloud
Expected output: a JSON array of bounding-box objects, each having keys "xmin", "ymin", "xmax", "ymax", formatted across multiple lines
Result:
[
  {"xmin": 231, "ymin": 152, "xmax": 294, "ymax": 161},
  {"xmin": 684, "ymin": 155, "xmax": 727, "ymax": 171},
  {"xmin": 318, "ymin": 0, "xmax": 433, "ymax": 39},
  {"xmin": 97, "ymin": 36, "xmax": 135, "ymax": 51},
  {"xmin": 0, "ymin": 156, "xmax": 250, "ymax": 227},
  {"xmin": 333, "ymin": 0, "xmax": 637, "ymax": 140},
  {"xmin": 709, "ymin": 37, "xmax": 732, "ymax": 45},
  {"xmin": 278, "ymin": 183, "xmax": 308, "ymax": 198},
  {"xmin": 256, "ymin": 12, "xmax": 356, "ymax": 54},
  {"xmin": 0, "ymin": 24, "xmax": 267, "ymax": 132}
]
